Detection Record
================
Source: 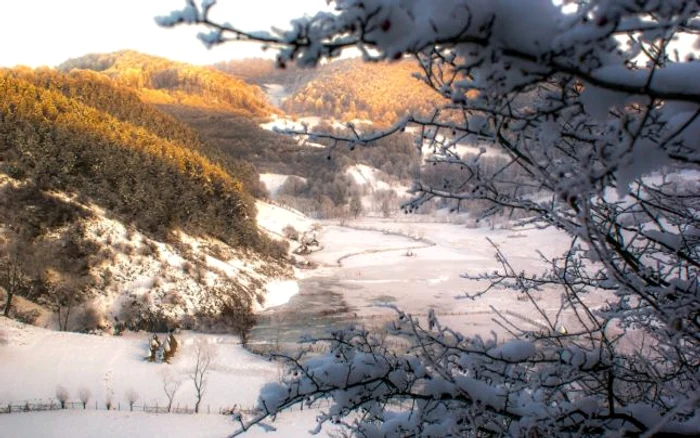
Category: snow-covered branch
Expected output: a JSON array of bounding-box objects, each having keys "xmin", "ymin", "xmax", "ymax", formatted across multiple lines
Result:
[{"xmin": 161, "ymin": 0, "xmax": 700, "ymax": 436}]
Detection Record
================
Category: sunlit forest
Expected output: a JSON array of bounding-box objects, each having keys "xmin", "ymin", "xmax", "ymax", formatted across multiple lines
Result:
[{"xmin": 0, "ymin": 67, "xmax": 283, "ymax": 256}]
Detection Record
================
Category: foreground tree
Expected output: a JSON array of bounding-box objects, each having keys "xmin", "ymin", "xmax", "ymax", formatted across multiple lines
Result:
[{"xmin": 160, "ymin": 1, "xmax": 700, "ymax": 436}]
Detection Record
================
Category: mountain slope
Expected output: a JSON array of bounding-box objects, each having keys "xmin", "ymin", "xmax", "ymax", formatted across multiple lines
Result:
[
  {"xmin": 59, "ymin": 51, "xmax": 276, "ymax": 119},
  {"xmin": 0, "ymin": 67, "xmax": 274, "ymax": 251},
  {"xmin": 216, "ymin": 57, "xmax": 440, "ymax": 125},
  {"xmin": 0, "ymin": 174, "xmax": 295, "ymax": 333}
]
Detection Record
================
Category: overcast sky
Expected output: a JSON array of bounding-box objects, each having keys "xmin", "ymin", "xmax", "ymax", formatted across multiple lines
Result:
[{"xmin": 0, "ymin": 0, "xmax": 330, "ymax": 67}]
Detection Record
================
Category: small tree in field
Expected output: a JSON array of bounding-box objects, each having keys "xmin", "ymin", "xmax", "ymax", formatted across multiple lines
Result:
[
  {"xmin": 349, "ymin": 191, "xmax": 363, "ymax": 219},
  {"xmin": 161, "ymin": 1, "xmax": 700, "ymax": 436},
  {"xmin": 55, "ymin": 385, "xmax": 69, "ymax": 409},
  {"xmin": 78, "ymin": 387, "xmax": 91, "ymax": 409},
  {"xmin": 161, "ymin": 369, "xmax": 182, "ymax": 412},
  {"xmin": 190, "ymin": 339, "xmax": 217, "ymax": 413},
  {"xmin": 125, "ymin": 387, "xmax": 139, "ymax": 411}
]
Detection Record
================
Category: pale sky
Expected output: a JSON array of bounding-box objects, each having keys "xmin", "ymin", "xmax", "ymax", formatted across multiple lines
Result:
[{"xmin": 0, "ymin": 0, "xmax": 331, "ymax": 68}]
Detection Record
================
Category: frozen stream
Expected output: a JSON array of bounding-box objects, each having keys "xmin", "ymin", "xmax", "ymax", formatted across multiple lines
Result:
[{"xmin": 248, "ymin": 221, "xmax": 609, "ymax": 349}]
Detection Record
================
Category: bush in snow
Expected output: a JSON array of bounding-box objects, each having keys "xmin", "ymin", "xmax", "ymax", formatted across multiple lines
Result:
[
  {"xmin": 282, "ymin": 225, "xmax": 300, "ymax": 241},
  {"xmin": 162, "ymin": 0, "xmax": 700, "ymax": 436}
]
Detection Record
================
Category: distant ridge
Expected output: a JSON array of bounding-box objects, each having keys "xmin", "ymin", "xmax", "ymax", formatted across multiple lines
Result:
[{"xmin": 59, "ymin": 50, "xmax": 278, "ymax": 119}]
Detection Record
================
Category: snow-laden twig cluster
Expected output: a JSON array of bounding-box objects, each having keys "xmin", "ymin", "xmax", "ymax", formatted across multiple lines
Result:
[{"xmin": 161, "ymin": 1, "xmax": 700, "ymax": 436}]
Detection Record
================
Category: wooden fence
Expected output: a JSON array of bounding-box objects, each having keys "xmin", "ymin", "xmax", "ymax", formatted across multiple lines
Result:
[{"xmin": 0, "ymin": 400, "xmax": 258, "ymax": 416}]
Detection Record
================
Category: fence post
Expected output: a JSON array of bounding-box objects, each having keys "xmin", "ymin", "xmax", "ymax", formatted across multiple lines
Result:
[
  {"xmin": 95, "ymin": 400, "xmax": 98, "ymax": 410},
  {"xmin": 208, "ymin": 405, "xmax": 210, "ymax": 414},
  {"xmin": 118, "ymin": 402, "xmax": 121, "ymax": 411}
]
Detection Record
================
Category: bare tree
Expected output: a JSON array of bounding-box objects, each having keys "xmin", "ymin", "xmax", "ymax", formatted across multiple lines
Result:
[
  {"xmin": 161, "ymin": 369, "xmax": 182, "ymax": 412},
  {"xmin": 162, "ymin": 0, "xmax": 700, "ymax": 436},
  {"xmin": 55, "ymin": 385, "xmax": 69, "ymax": 409},
  {"xmin": 104, "ymin": 389, "xmax": 114, "ymax": 410},
  {"xmin": 125, "ymin": 387, "xmax": 139, "ymax": 411},
  {"xmin": 78, "ymin": 387, "xmax": 91, "ymax": 409},
  {"xmin": 53, "ymin": 282, "xmax": 86, "ymax": 332},
  {"xmin": 349, "ymin": 192, "xmax": 363, "ymax": 219},
  {"xmin": 190, "ymin": 339, "xmax": 217, "ymax": 413},
  {"xmin": 0, "ymin": 242, "xmax": 30, "ymax": 318},
  {"xmin": 211, "ymin": 283, "xmax": 256, "ymax": 344}
]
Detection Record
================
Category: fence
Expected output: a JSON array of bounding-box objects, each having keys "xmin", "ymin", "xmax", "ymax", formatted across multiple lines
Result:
[{"xmin": 0, "ymin": 400, "xmax": 258, "ymax": 416}]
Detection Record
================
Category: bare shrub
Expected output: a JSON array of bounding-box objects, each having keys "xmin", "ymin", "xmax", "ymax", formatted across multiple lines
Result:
[
  {"xmin": 282, "ymin": 225, "xmax": 300, "ymax": 241},
  {"xmin": 76, "ymin": 302, "xmax": 105, "ymax": 332}
]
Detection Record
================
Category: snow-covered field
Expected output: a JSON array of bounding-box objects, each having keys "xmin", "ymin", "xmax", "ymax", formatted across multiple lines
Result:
[
  {"xmin": 0, "ymin": 409, "xmax": 326, "ymax": 438},
  {"xmin": 0, "ymin": 318, "xmax": 330, "ymax": 437},
  {"xmin": 0, "ymin": 319, "xmax": 273, "ymax": 408}
]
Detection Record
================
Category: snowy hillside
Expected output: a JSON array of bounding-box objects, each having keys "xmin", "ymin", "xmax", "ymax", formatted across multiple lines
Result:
[
  {"xmin": 0, "ymin": 175, "xmax": 296, "ymax": 332},
  {"xmin": 345, "ymin": 164, "xmax": 393, "ymax": 192},
  {"xmin": 255, "ymin": 200, "xmax": 315, "ymax": 239},
  {"xmin": 81, "ymin": 205, "xmax": 293, "ymax": 328},
  {"xmin": 259, "ymin": 173, "xmax": 307, "ymax": 198}
]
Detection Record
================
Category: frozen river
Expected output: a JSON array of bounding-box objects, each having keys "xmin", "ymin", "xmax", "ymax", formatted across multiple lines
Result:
[{"xmin": 248, "ymin": 220, "xmax": 607, "ymax": 349}]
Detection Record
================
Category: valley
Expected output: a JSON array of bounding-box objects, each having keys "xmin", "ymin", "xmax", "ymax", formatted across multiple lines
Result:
[
  {"xmin": 0, "ymin": 38, "xmax": 684, "ymax": 437},
  {"xmin": 2, "ymin": 2, "xmax": 697, "ymax": 437},
  {"xmin": 1, "ymin": 212, "xmax": 587, "ymax": 438}
]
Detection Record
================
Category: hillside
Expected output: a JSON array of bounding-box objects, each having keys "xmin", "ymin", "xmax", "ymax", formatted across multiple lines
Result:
[
  {"xmin": 58, "ymin": 51, "xmax": 276, "ymax": 119},
  {"xmin": 0, "ymin": 175, "xmax": 304, "ymax": 333},
  {"xmin": 0, "ymin": 67, "xmax": 306, "ymax": 332},
  {"xmin": 216, "ymin": 58, "xmax": 440, "ymax": 126},
  {"xmin": 0, "ymin": 68, "xmax": 279, "ymax": 250}
]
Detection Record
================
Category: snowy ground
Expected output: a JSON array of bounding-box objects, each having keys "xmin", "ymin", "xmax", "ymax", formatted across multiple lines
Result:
[
  {"xmin": 0, "ymin": 319, "xmax": 273, "ymax": 409},
  {"xmin": 0, "ymin": 406, "xmax": 327, "ymax": 438},
  {"xmin": 0, "ymin": 318, "xmax": 332, "ymax": 437}
]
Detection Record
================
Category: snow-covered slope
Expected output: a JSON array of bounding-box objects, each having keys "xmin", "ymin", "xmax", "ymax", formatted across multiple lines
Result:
[
  {"xmin": 255, "ymin": 200, "xmax": 315, "ymax": 239},
  {"xmin": 345, "ymin": 164, "xmax": 394, "ymax": 192},
  {"xmin": 80, "ymin": 203, "xmax": 294, "ymax": 330},
  {"xmin": 0, "ymin": 176, "xmax": 295, "ymax": 331},
  {"xmin": 259, "ymin": 173, "xmax": 307, "ymax": 197}
]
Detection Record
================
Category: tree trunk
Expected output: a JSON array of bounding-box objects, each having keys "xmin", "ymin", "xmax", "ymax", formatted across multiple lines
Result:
[{"xmin": 2, "ymin": 292, "xmax": 11, "ymax": 317}]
